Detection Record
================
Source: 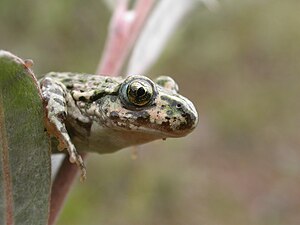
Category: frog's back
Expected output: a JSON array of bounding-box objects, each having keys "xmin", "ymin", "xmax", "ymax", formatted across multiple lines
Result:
[{"xmin": 44, "ymin": 72, "xmax": 123, "ymax": 93}]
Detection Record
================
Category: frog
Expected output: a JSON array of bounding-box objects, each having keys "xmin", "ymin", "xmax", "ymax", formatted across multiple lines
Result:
[{"xmin": 39, "ymin": 72, "xmax": 198, "ymax": 181}]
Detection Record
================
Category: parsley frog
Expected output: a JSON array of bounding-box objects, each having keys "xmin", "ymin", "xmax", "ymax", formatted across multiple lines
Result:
[{"xmin": 39, "ymin": 73, "xmax": 198, "ymax": 180}]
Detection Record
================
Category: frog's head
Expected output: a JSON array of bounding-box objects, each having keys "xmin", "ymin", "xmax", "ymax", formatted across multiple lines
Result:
[{"xmin": 95, "ymin": 75, "xmax": 198, "ymax": 140}]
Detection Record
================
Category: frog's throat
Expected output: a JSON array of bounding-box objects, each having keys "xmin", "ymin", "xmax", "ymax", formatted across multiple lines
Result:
[{"xmin": 73, "ymin": 126, "xmax": 165, "ymax": 154}]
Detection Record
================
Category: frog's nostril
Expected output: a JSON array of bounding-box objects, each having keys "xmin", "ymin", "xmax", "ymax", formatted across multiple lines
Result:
[{"xmin": 176, "ymin": 103, "xmax": 182, "ymax": 109}]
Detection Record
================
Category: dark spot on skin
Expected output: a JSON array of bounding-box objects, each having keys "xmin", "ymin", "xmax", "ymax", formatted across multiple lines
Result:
[
  {"xmin": 43, "ymin": 95, "xmax": 50, "ymax": 102},
  {"xmin": 57, "ymin": 112, "xmax": 66, "ymax": 122},
  {"xmin": 79, "ymin": 96, "xmax": 86, "ymax": 101},
  {"xmin": 161, "ymin": 105, "xmax": 166, "ymax": 109},
  {"xmin": 90, "ymin": 91, "xmax": 105, "ymax": 101},
  {"xmin": 110, "ymin": 96, "xmax": 118, "ymax": 102},
  {"xmin": 110, "ymin": 111, "xmax": 119, "ymax": 120},
  {"xmin": 80, "ymin": 90, "xmax": 84, "ymax": 93},
  {"xmin": 104, "ymin": 109, "xmax": 108, "ymax": 114},
  {"xmin": 62, "ymin": 78, "xmax": 72, "ymax": 83},
  {"xmin": 60, "ymin": 126, "xmax": 67, "ymax": 133},
  {"xmin": 161, "ymin": 121, "xmax": 172, "ymax": 132},
  {"xmin": 178, "ymin": 112, "xmax": 197, "ymax": 130},
  {"xmin": 90, "ymin": 91, "xmax": 118, "ymax": 102},
  {"xmin": 165, "ymin": 117, "xmax": 171, "ymax": 120},
  {"xmin": 126, "ymin": 111, "xmax": 150, "ymax": 125},
  {"xmin": 54, "ymin": 97, "xmax": 64, "ymax": 106},
  {"xmin": 66, "ymin": 84, "xmax": 73, "ymax": 89}
]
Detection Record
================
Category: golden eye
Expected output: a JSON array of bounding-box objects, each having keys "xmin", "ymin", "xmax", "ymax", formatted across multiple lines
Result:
[
  {"xmin": 119, "ymin": 76, "xmax": 157, "ymax": 109},
  {"xmin": 127, "ymin": 80, "xmax": 153, "ymax": 106}
]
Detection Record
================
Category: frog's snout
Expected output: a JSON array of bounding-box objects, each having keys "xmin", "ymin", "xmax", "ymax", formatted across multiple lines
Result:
[
  {"xmin": 159, "ymin": 95, "xmax": 198, "ymax": 137},
  {"xmin": 175, "ymin": 98, "xmax": 198, "ymax": 136}
]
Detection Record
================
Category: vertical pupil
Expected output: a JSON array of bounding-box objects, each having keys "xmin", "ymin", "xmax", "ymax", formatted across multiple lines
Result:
[{"xmin": 137, "ymin": 87, "xmax": 145, "ymax": 96}]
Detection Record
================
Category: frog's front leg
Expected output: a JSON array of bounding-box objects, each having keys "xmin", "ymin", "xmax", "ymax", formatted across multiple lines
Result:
[{"xmin": 40, "ymin": 77, "xmax": 86, "ymax": 181}]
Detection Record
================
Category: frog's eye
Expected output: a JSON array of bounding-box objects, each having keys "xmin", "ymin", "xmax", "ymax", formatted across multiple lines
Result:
[
  {"xmin": 127, "ymin": 80, "xmax": 153, "ymax": 106},
  {"xmin": 120, "ymin": 76, "xmax": 156, "ymax": 108}
]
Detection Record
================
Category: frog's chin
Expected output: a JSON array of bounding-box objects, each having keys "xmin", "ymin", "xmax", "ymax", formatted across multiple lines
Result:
[{"xmin": 131, "ymin": 126, "xmax": 195, "ymax": 138}]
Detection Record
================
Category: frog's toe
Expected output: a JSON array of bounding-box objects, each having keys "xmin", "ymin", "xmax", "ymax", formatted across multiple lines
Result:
[
  {"xmin": 68, "ymin": 153, "xmax": 77, "ymax": 163},
  {"xmin": 77, "ymin": 156, "xmax": 87, "ymax": 182},
  {"xmin": 72, "ymin": 151, "xmax": 87, "ymax": 182},
  {"xmin": 79, "ymin": 166, "xmax": 87, "ymax": 182}
]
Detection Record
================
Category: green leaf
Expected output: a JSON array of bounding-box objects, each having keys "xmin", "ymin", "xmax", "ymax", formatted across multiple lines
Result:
[{"xmin": 0, "ymin": 51, "xmax": 51, "ymax": 225}]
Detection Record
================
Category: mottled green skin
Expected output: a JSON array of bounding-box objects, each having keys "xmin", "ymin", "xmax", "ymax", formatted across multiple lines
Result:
[{"xmin": 40, "ymin": 72, "xmax": 198, "ymax": 180}]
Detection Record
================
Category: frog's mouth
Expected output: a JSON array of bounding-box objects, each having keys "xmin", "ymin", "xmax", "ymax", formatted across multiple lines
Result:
[
  {"xmin": 130, "ymin": 118, "xmax": 198, "ymax": 138},
  {"xmin": 107, "ymin": 107, "xmax": 198, "ymax": 138}
]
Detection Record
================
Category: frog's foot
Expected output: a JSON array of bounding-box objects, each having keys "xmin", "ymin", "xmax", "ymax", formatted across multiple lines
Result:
[{"xmin": 40, "ymin": 77, "xmax": 87, "ymax": 181}]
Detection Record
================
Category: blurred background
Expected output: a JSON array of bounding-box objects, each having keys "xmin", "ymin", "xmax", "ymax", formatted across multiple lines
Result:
[{"xmin": 1, "ymin": 0, "xmax": 300, "ymax": 224}]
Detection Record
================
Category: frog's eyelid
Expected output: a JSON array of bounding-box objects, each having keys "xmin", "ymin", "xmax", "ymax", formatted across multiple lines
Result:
[{"xmin": 154, "ymin": 76, "xmax": 179, "ymax": 93}]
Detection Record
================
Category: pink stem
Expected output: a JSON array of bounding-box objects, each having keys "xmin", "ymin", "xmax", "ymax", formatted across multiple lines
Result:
[
  {"xmin": 48, "ymin": 153, "xmax": 87, "ymax": 225},
  {"xmin": 97, "ymin": 0, "xmax": 155, "ymax": 75},
  {"xmin": 49, "ymin": 1, "xmax": 155, "ymax": 224}
]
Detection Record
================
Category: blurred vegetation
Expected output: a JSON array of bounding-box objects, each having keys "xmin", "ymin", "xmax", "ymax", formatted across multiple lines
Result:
[{"xmin": 1, "ymin": 0, "xmax": 300, "ymax": 224}]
